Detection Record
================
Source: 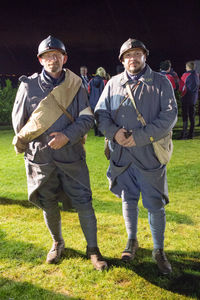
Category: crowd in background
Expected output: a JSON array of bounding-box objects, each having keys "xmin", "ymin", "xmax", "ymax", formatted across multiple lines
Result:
[
  {"xmin": 80, "ymin": 59, "xmax": 200, "ymax": 140},
  {"xmin": 80, "ymin": 65, "xmax": 109, "ymax": 136},
  {"xmin": 159, "ymin": 60, "xmax": 199, "ymax": 139}
]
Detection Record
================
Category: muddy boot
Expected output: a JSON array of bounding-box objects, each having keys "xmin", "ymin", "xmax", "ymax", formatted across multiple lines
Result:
[
  {"xmin": 152, "ymin": 249, "xmax": 172, "ymax": 275},
  {"xmin": 121, "ymin": 239, "xmax": 139, "ymax": 262},
  {"xmin": 86, "ymin": 246, "xmax": 108, "ymax": 271},
  {"xmin": 46, "ymin": 240, "xmax": 65, "ymax": 264}
]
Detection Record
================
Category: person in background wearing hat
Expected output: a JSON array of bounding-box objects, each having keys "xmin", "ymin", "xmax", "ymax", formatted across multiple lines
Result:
[
  {"xmin": 88, "ymin": 67, "xmax": 107, "ymax": 136},
  {"xmin": 95, "ymin": 38, "xmax": 177, "ymax": 275},
  {"xmin": 159, "ymin": 60, "xmax": 176, "ymax": 90},
  {"xmin": 179, "ymin": 61, "xmax": 199, "ymax": 139},
  {"xmin": 12, "ymin": 36, "xmax": 107, "ymax": 271}
]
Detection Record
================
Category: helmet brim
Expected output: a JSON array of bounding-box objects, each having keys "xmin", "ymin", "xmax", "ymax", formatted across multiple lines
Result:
[{"xmin": 37, "ymin": 47, "xmax": 67, "ymax": 57}]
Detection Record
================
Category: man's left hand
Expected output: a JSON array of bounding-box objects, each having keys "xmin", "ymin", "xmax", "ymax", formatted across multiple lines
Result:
[
  {"xmin": 48, "ymin": 132, "xmax": 69, "ymax": 150},
  {"xmin": 114, "ymin": 128, "xmax": 136, "ymax": 147}
]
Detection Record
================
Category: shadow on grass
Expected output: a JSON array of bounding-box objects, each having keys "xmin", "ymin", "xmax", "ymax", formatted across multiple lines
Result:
[
  {"xmin": 63, "ymin": 247, "xmax": 86, "ymax": 260},
  {"xmin": 0, "ymin": 196, "xmax": 194, "ymax": 225},
  {"xmin": 107, "ymin": 247, "xmax": 200, "ymax": 299},
  {"xmin": 173, "ymin": 124, "xmax": 200, "ymax": 140},
  {"xmin": 0, "ymin": 228, "xmax": 84, "ymax": 265},
  {"xmin": 0, "ymin": 197, "xmax": 34, "ymax": 208},
  {"xmin": 0, "ymin": 233, "xmax": 47, "ymax": 265},
  {"xmin": 1, "ymin": 225, "xmax": 199, "ymax": 299},
  {"xmin": 0, "ymin": 277, "xmax": 80, "ymax": 300}
]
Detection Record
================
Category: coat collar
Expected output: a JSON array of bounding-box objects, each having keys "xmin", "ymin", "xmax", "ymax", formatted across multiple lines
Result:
[
  {"xmin": 39, "ymin": 68, "xmax": 66, "ymax": 92},
  {"xmin": 119, "ymin": 64, "xmax": 154, "ymax": 86}
]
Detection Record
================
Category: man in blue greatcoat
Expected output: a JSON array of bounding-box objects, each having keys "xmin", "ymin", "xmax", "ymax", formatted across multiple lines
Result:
[
  {"xmin": 95, "ymin": 38, "xmax": 177, "ymax": 274},
  {"xmin": 12, "ymin": 36, "xmax": 107, "ymax": 271}
]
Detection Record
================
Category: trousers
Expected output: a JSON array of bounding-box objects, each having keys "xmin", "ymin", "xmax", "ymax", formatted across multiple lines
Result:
[
  {"xmin": 117, "ymin": 165, "xmax": 166, "ymax": 249},
  {"xmin": 182, "ymin": 100, "xmax": 195, "ymax": 137},
  {"xmin": 37, "ymin": 166, "xmax": 98, "ymax": 247}
]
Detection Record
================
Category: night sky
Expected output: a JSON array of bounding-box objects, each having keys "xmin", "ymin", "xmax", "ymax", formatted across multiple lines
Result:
[{"xmin": 0, "ymin": 0, "xmax": 200, "ymax": 78}]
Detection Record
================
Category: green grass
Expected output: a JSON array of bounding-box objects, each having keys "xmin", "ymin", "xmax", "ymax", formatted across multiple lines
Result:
[{"xmin": 0, "ymin": 122, "xmax": 200, "ymax": 300}]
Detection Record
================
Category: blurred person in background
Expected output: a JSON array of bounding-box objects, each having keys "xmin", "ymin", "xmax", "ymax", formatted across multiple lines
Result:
[
  {"xmin": 88, "ymin": 67, "xmax": 107, "ymax": 136},
  {"xmin": 179, "ymin": 61, "xmax": 199, "ymax": 139},
  {"xmin": 80, "ymin": 65, "xmax": 91, "ymax": 98},
  {"xmin": 159, "ymin": 60, "xmax": 176, "ymax": 90}
]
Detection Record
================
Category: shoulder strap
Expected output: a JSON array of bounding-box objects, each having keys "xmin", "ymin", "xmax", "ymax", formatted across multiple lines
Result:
[
  {"xmin": 125, "ymin": 81, "xmax": 146, "ymax": 127},
  {"xmin": 52, "ymin": 97, "xmax": 74, "ymax": 123},
  {"xmin": 16, "ymin": 69, "xmax": 81, "ymax": 143},
  {"xmin": 114, "ymin": 81, "xmax": 141, "ymax": 121}
]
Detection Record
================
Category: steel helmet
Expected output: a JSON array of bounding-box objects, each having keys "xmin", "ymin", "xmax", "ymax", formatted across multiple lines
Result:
[
  {"xmin": 37, "ymin": 35, "xmax": 67, "ymax": 57},
  {"xmin": 119, "ymin": 38, "xmax": 149, "ymax": 61}
]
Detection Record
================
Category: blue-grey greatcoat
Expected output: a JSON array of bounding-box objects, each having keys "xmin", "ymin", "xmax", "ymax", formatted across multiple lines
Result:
[
  {"xmin": 12, "ymin": 70, "xmax": 94, "ymax": 209},
  {"xmin": 95, "ymin": 65, "xmax": 177, "ymax": 204}
]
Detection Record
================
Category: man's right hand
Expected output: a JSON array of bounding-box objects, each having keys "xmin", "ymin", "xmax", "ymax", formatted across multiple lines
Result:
[
  {"xmin": 12, "ymin": 135, "xmax": 28, "ymax": 154},
  {"xmin": 114, "ymin": 128, "xmax": 136, "ymax": 147},
  {"xmin": 48, "ymin": 132, "xmax": 69, "ymax": 149}
]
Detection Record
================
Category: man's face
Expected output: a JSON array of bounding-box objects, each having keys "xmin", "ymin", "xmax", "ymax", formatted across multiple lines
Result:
[
  {"xmin": 186, "ymin": 64, "xmax": 191, "ymax": 72},
  {"xmin": 80, "ymin": 67, "xmax": 87, "ymax": 76},
  {"xmin": 122, "ymin": 48, "xmax": 146, "ymax": 75},
  {"xmin": 39, "ymin": 50, "xmax": 67, "ymax": 76}
]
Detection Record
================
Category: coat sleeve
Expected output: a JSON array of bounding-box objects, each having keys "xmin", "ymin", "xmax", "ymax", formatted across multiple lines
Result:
[
  {"xmin": 133, "ymin": 75, "xmax": 178, "ymax": 147},
  {"xmin": 12, "ymin": 82, "xmax": 29, "ymax": 134},
  {"xmin": 94, "ymin": 82, "xmax": 120, "ymax": 140},
  {"xmin": 62, "ymin": 86, "xmax": 94, "ymax": 145}
]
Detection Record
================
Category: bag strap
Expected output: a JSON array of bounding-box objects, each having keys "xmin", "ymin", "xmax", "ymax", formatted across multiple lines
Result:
[
  {"xmin": 52, "ymin": 97, "xmax": 74, "ymax": 123},
  {"xmin": 52, "ymin": 94, "xmax": 88, "ymax": 147},
  {"xmin": 114, "ymin": 81, "xmax": 141, "ymax": 121},
  {"xmin": 125, "ymin": 81, "xmax": 147, "ymax": 127}
]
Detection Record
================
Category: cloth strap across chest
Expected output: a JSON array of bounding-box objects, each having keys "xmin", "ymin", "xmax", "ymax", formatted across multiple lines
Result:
[{"xmin": 13, "ymin": 69, "xmax": 82, "ymax": 153}]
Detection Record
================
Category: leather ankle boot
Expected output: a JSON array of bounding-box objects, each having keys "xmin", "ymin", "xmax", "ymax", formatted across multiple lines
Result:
[
  {"xmin": 121, "ymin": 239, "xmax": 139, "ymax": 262},
  {"xmin": 46, "ymin": 240, "xmax": 65, "ymax": 264},
  {"xmin": 152, "ymin": 249, "xmax": 172, "ymax": 274},
  {"xmin": 86, "ymin": 246, "xmax": 108, "ymax": 271}
]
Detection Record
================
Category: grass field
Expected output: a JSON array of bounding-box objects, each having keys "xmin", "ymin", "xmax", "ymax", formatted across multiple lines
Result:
[{"xmin": 0, "ymin": 122, "xmax": 200, "ymax": 300}]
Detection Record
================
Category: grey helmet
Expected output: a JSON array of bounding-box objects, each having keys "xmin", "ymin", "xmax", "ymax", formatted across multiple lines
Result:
[
  {"xmin": 37, "ymin": 35, "xmax": 67, "ymax": 57},
  {"xmin": 119, "ymin": 38, "xmax": 149, "ymax": 61}
]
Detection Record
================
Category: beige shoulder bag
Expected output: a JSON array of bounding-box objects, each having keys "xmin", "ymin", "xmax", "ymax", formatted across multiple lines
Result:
[{"xmin": 125, "ymin": 82, "xmax": 173, "ymax": 165}]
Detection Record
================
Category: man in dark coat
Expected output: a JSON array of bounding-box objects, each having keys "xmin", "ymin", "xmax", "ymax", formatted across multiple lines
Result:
[
  {"xmin": 166, "ymin": 60, "xmax": 180, "ymax": 91},
  {"xmin": 159, "ymin": 60, "xmax": 176, "ymax": 90},
  {"xmin": 80, "ymin": 65, "xmax": 90, "ymax": 98},
  {"xmin": 88, "ymin": 67, "xmax": 107, "ymax": 136},
  {"xmin": 179, "ymin": 61, "xmax": 199, "ymax": 139},
  {"xmin": 12, "ymin": 36, "xmax": 107, "ymax": 271}
]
